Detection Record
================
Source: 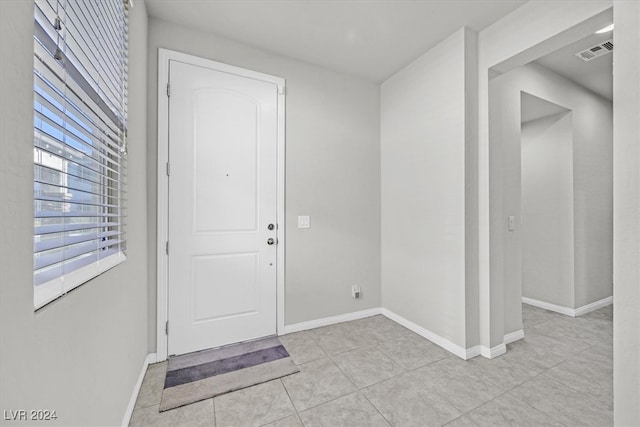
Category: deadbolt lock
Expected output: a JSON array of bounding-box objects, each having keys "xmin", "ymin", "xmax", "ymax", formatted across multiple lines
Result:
[{"xmin": 268, "ymin": 223, "xmax": 275, "ymax": 230}]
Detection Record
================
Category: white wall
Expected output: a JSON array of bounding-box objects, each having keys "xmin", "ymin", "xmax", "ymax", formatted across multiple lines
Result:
[
  {"xmin": 490, "ymin": 63, "xmax": 612, "ymax": 334},
  {"xmin": 521, "ymin": 111, "xmax": 575, "ymax": 308},
  {"xmin": 478, "ymin": 0, "xmax": 612, "ymax": 349},
  {"xmin": 146, "ymin": 18, "xmax": 381, "ymax": 348},
  {"xmin": 381, "ymin": 28, "xmax": 477, "ymax": 350},
  {"xmin": 0, "ymin": 1, "xmax": 149, "ymax": 425},
  {"xmin": 613, "ymin": 1, "xmax": 640, "ymax": 424}
]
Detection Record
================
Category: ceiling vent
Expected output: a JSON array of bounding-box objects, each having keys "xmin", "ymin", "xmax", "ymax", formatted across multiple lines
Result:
[{"xmin": 575, "ymin": 39, "xmax": 613, "ymax": 62}]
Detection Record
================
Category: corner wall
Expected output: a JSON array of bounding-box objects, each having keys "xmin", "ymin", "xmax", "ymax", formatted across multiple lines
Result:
[
  {"xmin": 613, "ymin": 1, "xmax": 640, "ymax": 424},
  {"xmin": 381, "ymin": 28, "xmax": 477, "ymax": 351},
  {"xmin": 146, "ymin": 18, "xmax": 381, "ymax": 350},
  {"xmin": 0, "ymin": 1, "xmax": 149, "ymax": 425}
]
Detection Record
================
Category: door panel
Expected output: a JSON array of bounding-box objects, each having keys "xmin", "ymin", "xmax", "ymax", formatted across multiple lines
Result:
[
  {"xmin": 191, "ymin": 253, "xmax": 259, "ymax": 322},
  {"xmin": 168, "ymin": 59, "xmax": 278, "ymax": 356},
  {"xmin": 193, "ymin": 90, "xmax": 258, "ymax": 233}
]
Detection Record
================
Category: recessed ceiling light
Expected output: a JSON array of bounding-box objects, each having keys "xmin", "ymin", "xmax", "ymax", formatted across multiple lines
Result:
[{"xmin": 596, "ymin": 24, "xmax": 614, "ymax": 34}]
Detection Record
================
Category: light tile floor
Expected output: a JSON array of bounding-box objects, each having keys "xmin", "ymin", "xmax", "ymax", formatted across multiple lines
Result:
[{"xmin": 130, "ymin": 304, "xmax": 613, "ymax": 426}]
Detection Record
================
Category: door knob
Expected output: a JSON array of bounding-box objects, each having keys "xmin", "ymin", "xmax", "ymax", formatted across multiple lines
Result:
[{"xmin": 267, "ymin": 238, "xmax": 275, "ymax": 245}]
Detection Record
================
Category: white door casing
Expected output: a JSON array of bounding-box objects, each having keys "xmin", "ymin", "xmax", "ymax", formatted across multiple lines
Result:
[{"xmin": 156, "ymin": 50, "xmax": 285, "ymax": 360}]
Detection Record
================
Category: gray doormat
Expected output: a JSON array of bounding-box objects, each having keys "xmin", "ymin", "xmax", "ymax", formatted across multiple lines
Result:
[{"xmin": 160, "ymin": 336, "xmax": 299, "ymax": 411}]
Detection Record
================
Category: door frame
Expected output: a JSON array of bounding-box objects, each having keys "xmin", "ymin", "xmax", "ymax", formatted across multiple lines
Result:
[{"xmin": 156, "ymin": 48, "xmax": 286, "ymax": 362}]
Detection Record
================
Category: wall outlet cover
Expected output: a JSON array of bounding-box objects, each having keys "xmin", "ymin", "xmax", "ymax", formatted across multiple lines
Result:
[
  {"xmin": 351, "ymin": 285, "xmax": 361, "ymax": 299},
  {"xmin": 298, "ymin": 215, "xmax": 310, "ymax": 228}
]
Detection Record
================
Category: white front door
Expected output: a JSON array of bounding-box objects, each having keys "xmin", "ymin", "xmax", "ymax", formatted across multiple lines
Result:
[{"xmin": 167, "ymin": 58, "xmax": 280, "ymax": 356}]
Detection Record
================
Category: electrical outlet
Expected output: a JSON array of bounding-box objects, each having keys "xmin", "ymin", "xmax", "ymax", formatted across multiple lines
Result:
[{"xmin": 351, "ymin": 284, "xmax": 361, "ymax": 299}]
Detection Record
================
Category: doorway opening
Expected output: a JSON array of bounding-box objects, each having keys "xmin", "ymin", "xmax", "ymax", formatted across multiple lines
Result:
[{"xmin": 487, "ymin": 13, "xmax": 614, "ymax": 345}]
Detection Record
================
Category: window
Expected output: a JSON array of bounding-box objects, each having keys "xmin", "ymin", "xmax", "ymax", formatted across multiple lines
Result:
[{"xmin": 33, "ymin": 0, "xmax": 129, "ymax": 309}]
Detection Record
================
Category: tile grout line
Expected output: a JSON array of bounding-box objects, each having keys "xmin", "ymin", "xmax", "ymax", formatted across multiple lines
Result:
[
  {"xmin": 445, "ymin": 363, "xmax": 575, "ymax": 427},
  {"xmin": 539, "ymin": 371, "xmax": 614, "ymax": 407},
  {"xmin": 405, "ymin": 348, "xmax": 556, "ymax": 418},
  {"xmin": 451, "ymin": 306, "xmax": 606, "ymax": 426},
  {"xmin": 277, "ymin": 377, "xmax": 304, "ymax": 426},
  {"xmin": 504, "ymin": 375, "xmax": 570, "ymax": 427},
  {"xmin": 280, "ymin": 356, "xmax": 359, "ymax": 415},
  {"xmin": 327, "ymin": 341, "xmax": 412, "ymax": 391},
  {"xmin": 294, "ymin": 390, "xmax": 362, "ymax": 420},
  {"xmin": 357, "ymin": 389, "xmax": 394, "ymax": 426},
  {"xmin": 292, "ymin": 327, "xmax": 409, "ymax": 418}
]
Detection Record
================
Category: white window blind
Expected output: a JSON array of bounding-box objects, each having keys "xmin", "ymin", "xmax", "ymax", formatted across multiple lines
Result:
[{"xmin": 33, "ymin": 0, "xmax": 129, "ymax": 309}]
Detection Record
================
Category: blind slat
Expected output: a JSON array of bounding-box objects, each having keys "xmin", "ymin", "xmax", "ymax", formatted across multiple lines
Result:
[
  {"xmin": 33, "ymin": 19, "xmax": 125, "ymax": 131},
  {"xmin": 34, "ymin": 195, "xmax": 122, "ymax": 210},
  {"xmin": 35, "ymin": 221, "xmax": 122, "ymax": 235},
  {"xmin": 63, "ymin": 8, "xmax": 122, "ymax": 95},
  {"xmin": 34, "ymin": 247, "xmax": 121, "ymax": 287},
  {"xmin": 34, "ymin": 109, "xmax": 124, "ymax": 164},
  {"xmin": 34, "ymin": 52, "xmax": 121, "ymax": 138},
  {"xmin": 33, "ymin": 87, "xmax": 122, "ymax": 153},
  {"xmin": 35, "ymin": 162, "xmax": 121, "ymax": 189},
  {"xmin": 34, "ymin": 139, "xmax": 125, "ymax": 182},
  {"xmin": 34, "ymin": 131, "xmax": 124, "ymax": 178},
  {"xmin": 35, "ymin": 211, "xmax": 121, "ymax": 218},
  {"xmin": 34, "ymin": 238, "xmax": 124, "ymax": 271},
  {"xmin": 35, "ymin": 176, "xmax": 127, "ymax": 200},
  {"xmin": 34, "ymin": 229, "xmax": 123, "ymax": 253}
]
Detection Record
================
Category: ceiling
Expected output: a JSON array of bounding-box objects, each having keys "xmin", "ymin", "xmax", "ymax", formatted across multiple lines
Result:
[
  {"xmin": 145, "ymin": 0, "xmax": 526, "ymax": 82},
  {"xmin": 533, "ymin": 31, "xmax": 613, "ymax": 100}
]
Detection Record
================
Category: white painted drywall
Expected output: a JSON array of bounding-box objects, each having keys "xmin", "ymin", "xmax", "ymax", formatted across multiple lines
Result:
[
  {"xmin": 0, "ymin": 2, "xmax": 149, "ymax": 425},
  {"xmin": 613, "ymin": 1, "xmax": 640, "ymax": 424},
  {"xmin": 490, "ymin": 63, "xmax": 612, "ymax": 336},
  {"xmin": 381, "ymin": 28, "xmax": 476, "ymax": 349},
  {"xmin": 477, "ymin": 0, "xmax": 612, "ymax": 349},
  {"xmin": 464, "ymin": 28, "xmax": 480, "ymax": 348},
  {"xmin": 521, "ymin": 111, "xmax": 575, "ymax": 308},
  {"xmin": 146, "ymin": 18, "xmax": 381, "ymax": 344}
]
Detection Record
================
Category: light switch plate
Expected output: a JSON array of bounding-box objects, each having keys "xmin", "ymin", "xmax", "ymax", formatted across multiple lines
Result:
[{"xmin": 298, "ymin": 215, "xmax": 310, "ymax": 228}]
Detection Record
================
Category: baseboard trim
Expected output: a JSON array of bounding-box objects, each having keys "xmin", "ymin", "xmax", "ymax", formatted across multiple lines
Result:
[
  {"xmin": 522, "ymin": 296, "xmax": 612, "ymax": 317},
  {"xmin": 574, "ymin": 296, "xmax": 613, "ymax": 316},
  {"xmin": 465, "ymin": 346, "xmax": 482, "ymax": 359},
  {"xmin": 381, "ymin": 309, "xmax": 476, "ymax": 360},
  {"xmin": 522, "ymin": 297, "xmax": 575, "ymax": 316},
  {"xmin": 282, "ymin": 307, "xmax": 531, "ymax": 361},
  {"xmin": 477, "ymin": 330, "xmax": 523, "ymax": 359},
  {"xmin": 504, "ymin": 329, "xmax": 525, "ymax": 345},
  {"xmin": 480, "ymin": 343, "xmax": 506, "ymax": 359},
  {"xmin": 122, "ymin": 353, "xmax": 157, "ymax": 427},
  {"xmin": 282, "ymin": 308, "xmax": 382, "ymax": 335}
]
